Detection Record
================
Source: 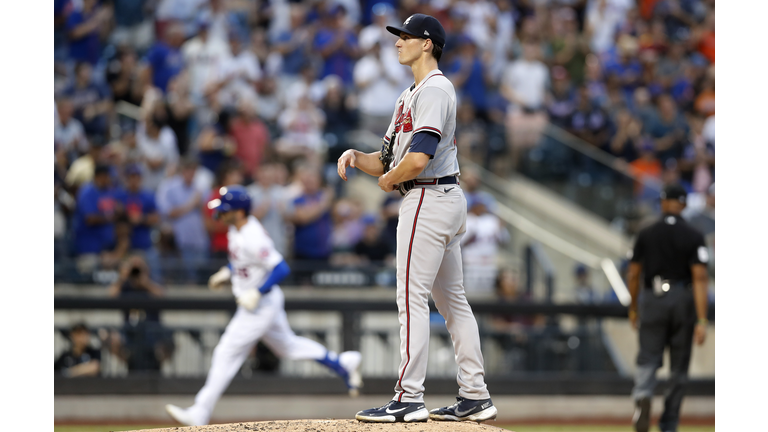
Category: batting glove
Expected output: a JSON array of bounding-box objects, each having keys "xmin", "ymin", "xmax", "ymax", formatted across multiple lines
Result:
[
  {"xmin": 237, "ymin": 289, "xmax": 261, "ymax": 311},
  {"xmin": 208, "ymin": 266, "xmax": 232, "ymax": 291}
]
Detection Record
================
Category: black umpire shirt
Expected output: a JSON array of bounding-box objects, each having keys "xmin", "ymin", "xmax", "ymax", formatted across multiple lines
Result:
[{"xmin": 629, "ymin": 214, "xmax": 709, "ymax": 288}]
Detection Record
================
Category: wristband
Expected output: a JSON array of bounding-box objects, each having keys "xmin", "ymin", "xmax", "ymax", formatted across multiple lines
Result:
[{"xmin": 697, "ymin": 318, "xmax": 708, "ymax": 326}]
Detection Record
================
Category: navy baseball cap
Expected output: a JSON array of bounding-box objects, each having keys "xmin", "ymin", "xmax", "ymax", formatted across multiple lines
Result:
[
  {"xmin": 387, "ymin": 14, "xmax": 446, "ymax": 49},
  {"xmin": 660, "ymin": 183, "xmax": 687, "ymax": 204}
]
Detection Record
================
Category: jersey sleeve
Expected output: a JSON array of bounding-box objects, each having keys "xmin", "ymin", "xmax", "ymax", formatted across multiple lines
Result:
[
  {"xmin": 629, "ymin": 231, "xmax": 645, "ymax": 263},
  {"xmin": 688, "ymin": 231, "xmax": 710, "ymax": 266},
  {"xmin": 412, "ymin": 86, "xmax": 450, "ymax": 139}
]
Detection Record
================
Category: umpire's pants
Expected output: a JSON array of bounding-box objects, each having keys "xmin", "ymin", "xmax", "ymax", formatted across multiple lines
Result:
[{"xmin": 632, "ymin": 287, "xmax": 695, "ymax": 432}]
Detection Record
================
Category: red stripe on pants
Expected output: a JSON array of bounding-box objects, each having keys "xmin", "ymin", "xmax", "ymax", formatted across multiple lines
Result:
[{"xmin": 397, "ymin": 188, "xmax": 426, "ymax": 402}]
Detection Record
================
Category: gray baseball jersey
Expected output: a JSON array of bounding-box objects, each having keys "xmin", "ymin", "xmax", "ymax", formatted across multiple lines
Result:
[
  {"xmin": 385, "ymin": 69, "xmax": 490, "ymax": 404},
  {"xmin": 383, "ymin": 69, "xmax": 461, "ymax": 179}
]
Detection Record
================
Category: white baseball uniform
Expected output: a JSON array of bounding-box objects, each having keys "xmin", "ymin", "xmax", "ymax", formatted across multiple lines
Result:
[
  {"xmin": 182, "ymin": 216, "xmax": 342, "ymax": 425},
  {"xmin": 383, "ymin": 69, "xmax": 491, "ymax": 403}
]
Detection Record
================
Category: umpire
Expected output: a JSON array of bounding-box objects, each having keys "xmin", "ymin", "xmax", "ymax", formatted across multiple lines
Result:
[{"xmin": 626, "ymin": 183, "xmax": 710, "ymax": 432}]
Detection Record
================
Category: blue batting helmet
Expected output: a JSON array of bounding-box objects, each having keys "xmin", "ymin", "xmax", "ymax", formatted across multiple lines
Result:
[{"xmin": 208, "ymin": 185, "xmax": 251, "ymax": 215}]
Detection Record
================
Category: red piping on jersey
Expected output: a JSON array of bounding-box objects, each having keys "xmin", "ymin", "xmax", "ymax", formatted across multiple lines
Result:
[
  {"xmin": 397, "ymin": 188, "xmax": 426, "ymax": 402},
  {"xmin": 414, "ymin": 126, "xmax": 442, "ymax": 136}
]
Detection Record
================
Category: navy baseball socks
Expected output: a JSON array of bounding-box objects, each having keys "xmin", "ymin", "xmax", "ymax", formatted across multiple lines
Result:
[
  {"xmin": 356, "ymin": 400, "xmax": 429, "ymax": 423},
  {"xmin": 316, "ymin": 351, "xmax": 363, "ymax": 397},
  {"xmin": 429, "ymin": 396, "xmax": 498, "ymax": 422}
]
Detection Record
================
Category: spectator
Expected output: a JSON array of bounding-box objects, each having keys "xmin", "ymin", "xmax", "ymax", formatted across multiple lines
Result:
[
  {"xmin": 271, "ymin": 4, "xmax": 314, "ymax": 79},
  {"xmin": 182, "ymin": 16, "xmax": 232, "ymax": 105},
  {"xmin": 154, "ymin": 0, "xmax": 208, "ymax": 39},
  {"xmin": 63, "ymin": 62, "xmax": 113, "ymax": 138},
  {"xmin": 330, "ymin": 197, "xmax": 365, "ymax": 256},
  {"xmin": 453, "ymin": 0, "xmax": 498, "ymax": 49},
  {"xmin": 105, "ymin": 46, "xmax": 145, "ymax": 109},
  {"xmin": 584, "ymin": 0, "xmax": 634, "ymax": 55},
  {"xmin": 693, "ymin": 67, "xmax": 715, "ymax": 118},
  {"xmin": 65, "ymin": 0, "xmax": 112, "ymax": 65},
  {"xmin": 500, "ymin": 40, "xmax": 550, "ymax": 172},
  {"xmin": 549, "ymin": 8, "xmax": 588, "ymax": 86},
  {"xmin": 320, "ymin": 76, "xmax": 359, "ymax": 162},
  {"xmin": 573, "ymin": 264, "xmax": 599, "ymax": 304},
  {"xmin": 568, "ymin": 85, "xmax": 613, "ymax": 151},
  {"xmin": 488, "ymin": 0, "xmax": 515, "ymax": 82},
  {"xmin": 136, "ymin": 112, "xmax": 180, "ymax": 192},
  {"xmin": 194, "ymin": 107, "xmax": 237, "ymax": 176},
  {"xmin": 684, "ymin": 182, "xmax": 715, "ymax": 238},
  {"xmin": 120, "ymin": 164, "xmax": 162, "ymax": 282},
  {"xmin": 73, "ymin": 164, "xmax": 124, "ymax": 275},
  {"xmin": 645, "ymin": 93, "xmax": 689, "ymax": 162},
  {"xmin": 446, "ymin": 36, "xmax": 493, "ymax": 120},
  {"xmin": 284, "ymin": 164, "xmax": 334, "ymax": 262},
  {"xmin": 164, "ymin": 72, "xmax": 196, "ymax": 156},
  {"xmin": 679, "ymin": 113, "xmax": 714, "ymax": 194},
  {"xmin": 313, "ymin": 5, "xmax": 360, "ymax": 87},
  {"xmin": 65, "ymin": 136, "xmax": 108, "ymax": 195},
  {"xmin": 461, "ymin": 195, "xmax": 510, "ymax": 295},
  {"xmin": 211, "ymin": 32, "xmax": 262, "ymax": 112},
  {"xmin": 358, "ymin": 3, "xmax": 399, "ymax": 67},
  {"xmin": 630, "ymin": 86, "xmax": 656, "ymax": 129},
  {"xmin": 229, "ymin": 99, "xmax": 272, "ymax": 180},
  {"xmin": 157, "ymin": 158, "xmax": 210, "ymax": 283},
  {"xmin": 275, "ymin": 93, "xmax": 326, "ymax": 167},
  {"xmin": 692, "ymin": 8, "xmax": 715, "ymax": 65},
  {"xmin": 455, "ymin": 102, "xmax": 488, "ymax": 166},
  {"xmin": 55, "ymin": 97, "xmax": 89, "ymax": 174},
  {"xmin": 604, "ymin": 34, "xmax": 643, "ymax": 101},
  {"xmin": 628, "ymin": 138, "xmax": 663, "ymax": 204},
  {"xmin": 354, "ymin": 38, "xmax": 405, "ymax": 137},
  {"xmin": 545, "ymin": 66, "xmax": 578, "ymax": 129},
  {"xmin": 55, "ymin": 323, "xmax": 101, "ymax": 377},
  {"xmin": 106, "ymin": 255, "xmax": 174, "ymax": 373},
  {"xmin": 203, "ymin": 161, "xmax": 244, "ymax": 259},
  {"xmin": 353, "ymin": 215, "xmax": 394, "ymax": 264},
  {"xmin": 461, "ymin": 166, "xmax": 497, "ymax": 214},
  {"xmin": 247, "ymin": 162, "xmax": 291, "ymax": 257},
  {"xmin": 109, "ymin": 0, "xmax": 155, "ymax": 53},
  {"xmin": 141, "ymin": 22, "xmax": 186, "ymax": 93},
  {"xmin": 608, "ymin": 108, "xmax": 642, "ymax": 163},
  {"xmin": 490, "ymin": 267, "xmax": 542, "ymax": 337}
]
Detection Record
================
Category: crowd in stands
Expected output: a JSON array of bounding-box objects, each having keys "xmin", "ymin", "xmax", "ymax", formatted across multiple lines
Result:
[{"xmin": 54, "ymin": 0, "xmax": 715, "ymax": 286}]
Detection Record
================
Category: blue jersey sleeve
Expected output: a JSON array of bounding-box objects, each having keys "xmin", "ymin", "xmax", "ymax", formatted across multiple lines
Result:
[
  {"xmin": 409, "ymin": 131, "xmax": 439, "ymax": 158},
  {"xmin": 258, "ymin": 260, "xmax": 291, "ymax": 294}
]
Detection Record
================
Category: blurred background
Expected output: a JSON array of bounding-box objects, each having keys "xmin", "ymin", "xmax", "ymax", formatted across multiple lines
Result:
[{"xmin": 53, "ymin": 0, "xmax": 714, "ymax": 427}]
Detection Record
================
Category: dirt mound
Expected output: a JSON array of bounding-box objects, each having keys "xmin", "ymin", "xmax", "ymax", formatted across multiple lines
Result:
[{"xmin": 129, "ymin": 419, "xmax": 508, "ymax": 432}]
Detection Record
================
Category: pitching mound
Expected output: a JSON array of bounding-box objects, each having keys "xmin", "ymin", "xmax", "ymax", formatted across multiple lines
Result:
[{"xmin": 128, "ymin": 419, "xmax": 507, "ymax": 432}]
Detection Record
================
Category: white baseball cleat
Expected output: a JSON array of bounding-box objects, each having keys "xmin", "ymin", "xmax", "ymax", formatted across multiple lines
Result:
[
  {"xmin": 165, "ymin": 404, "xmax": 207, "ymax": 426},
  {"xmin": 339, "ymin": 350, "xmax": 363, "ymax": 397}
]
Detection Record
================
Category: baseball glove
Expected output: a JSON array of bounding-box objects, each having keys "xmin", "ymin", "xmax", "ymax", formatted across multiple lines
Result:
[{"xmin": 379, "ymin": 131, "xmax": 396, "ymax": 173}]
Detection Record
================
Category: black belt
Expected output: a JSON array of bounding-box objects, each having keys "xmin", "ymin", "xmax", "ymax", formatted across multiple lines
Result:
[
  {"xmin": 644, "ymin": 280, "xmax": 690, "ymax": 295},
  {"xmin": 398, "ymin": 176, "xmax": 458, "ymax": 196}
]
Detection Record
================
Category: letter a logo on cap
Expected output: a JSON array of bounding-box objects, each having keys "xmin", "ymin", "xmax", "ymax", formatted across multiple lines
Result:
[{"xmin": 404, "ymin": 15, "xmax": 413, "ymax": 25}]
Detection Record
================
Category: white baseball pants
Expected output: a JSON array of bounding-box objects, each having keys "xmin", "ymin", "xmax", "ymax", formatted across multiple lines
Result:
[{"xmin": 393, "ymin": 185, "xmax": 491, "ymax": 403}]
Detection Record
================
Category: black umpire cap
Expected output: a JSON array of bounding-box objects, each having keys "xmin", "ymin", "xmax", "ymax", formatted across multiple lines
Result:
[
  {"xmin": 660, "ymin": 183, "xmax": 687, "ymax": 204},
  {"xmin": 386, "ymin": 14, "xmax": 446, "ymax": 49}
]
